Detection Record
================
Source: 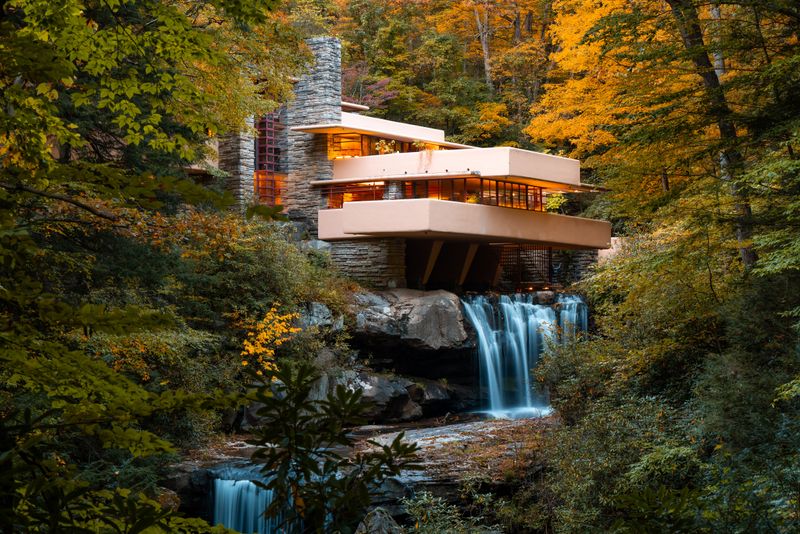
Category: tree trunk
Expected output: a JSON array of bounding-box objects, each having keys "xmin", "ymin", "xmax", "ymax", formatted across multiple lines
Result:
[
  {"xmin": 474, "ymin": 3, "xmax": 494, "ymax": 93},
  {"xmin": 709, "ymin": 2, "xmax": 726, "ymax": 78},
  {"xmin": 531, "ymin": 0, "xmax": 555, "ymax": 105},
  {"xmin": 665, "ymin": 0, "xmax": 757, "ymax": 269}
]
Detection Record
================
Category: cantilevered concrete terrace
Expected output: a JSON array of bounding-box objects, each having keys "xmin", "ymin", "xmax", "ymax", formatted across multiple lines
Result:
[
  {"xmin": 322, "ymin": 147, "xmax": 596, "ymax": 192},
  {"xmin": 292, "ymin": 111, "xmax": 473, "ymax": 149},
  {"xmin": 292, "ymin": 113, "xmax": 611, "ymax": 251},
  {"xmin": 318, "ymin": 199, "xmax": 611, "ymax": 249}
]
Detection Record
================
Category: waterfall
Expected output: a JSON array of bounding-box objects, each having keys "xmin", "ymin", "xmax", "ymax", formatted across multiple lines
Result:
[
  {"xmin": 556, "ymin": 294, "xmax": 588, "ymax": 340},
  {"xmin": 462, "ymin": 293, "xmax": 588, "ymax": 418},
  {"xmin": 212, "ymin": 466, "xmax": 289, "ymax": 534}
]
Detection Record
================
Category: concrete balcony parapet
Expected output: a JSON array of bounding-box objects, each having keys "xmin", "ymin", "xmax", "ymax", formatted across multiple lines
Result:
[
  {"xmin": 329, "ymin": 147, "xmax": 590, "ymax": 191},
  {"xmin": 318, "ymin": 199, "xmax": 612, "ymax": 250}
]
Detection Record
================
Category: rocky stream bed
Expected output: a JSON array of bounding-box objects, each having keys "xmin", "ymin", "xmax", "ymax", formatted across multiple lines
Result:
[{"xmin": 168, "ymin": 413, "xmax": 557, "ymax": 524}]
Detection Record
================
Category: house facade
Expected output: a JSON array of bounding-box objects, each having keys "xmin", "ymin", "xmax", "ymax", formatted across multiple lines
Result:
[{"xmin": 218, "ymin": 37, "xmax": 612, "ymax": 291}]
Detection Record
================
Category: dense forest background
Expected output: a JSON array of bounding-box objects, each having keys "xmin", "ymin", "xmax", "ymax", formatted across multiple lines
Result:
[
  {"xmin": 328, "ymin": 2, "xmax": 800, "ymax": 527},
  {"xmin": 2, "ymin": 0, "xmax": 800, "ymax": 532}
]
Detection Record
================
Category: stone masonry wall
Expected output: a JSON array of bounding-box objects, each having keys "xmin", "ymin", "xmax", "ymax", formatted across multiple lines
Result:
[
  {"xmin": 285, "ymin": 37, "xmax": 341, "ymax": 230},
  {"xmin": 285, "ymin": 38, "xmax": 406, "ymax": 288},
  {"xmin": 552, "ymin": 249, "xmax": 599, "ymax": 284},
  {"xmin": 218, "ymin": 116, "xmax": 255, "ymax": 210},
  {"xmin": 330, "ymin": 239, "xmax": 407, "ymax": 289}
]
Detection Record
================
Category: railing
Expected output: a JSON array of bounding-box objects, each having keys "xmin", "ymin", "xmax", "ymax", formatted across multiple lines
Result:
[
  {"xmin": 321, "ymin": 177, "xmax": 544, "ymax": 212},
  {"xmin": 254, "ymin": 171, "xmax": 288, "ymax": 206}
]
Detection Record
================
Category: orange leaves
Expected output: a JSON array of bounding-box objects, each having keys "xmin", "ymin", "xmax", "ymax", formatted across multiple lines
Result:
[
  {"xmin": 93, "ymin": 335, "xmax": 172, "ymax": 382},
  {"xmin": 240, "ymin": 307, "xmax": 301, "ymax": 373},
  {"xmin": 525, "ymin": 0, "xmax": 702, "ymax": 176},
  {"xmin": 137, "ymin": 209, "xmax": 245, "ymax": 261}
]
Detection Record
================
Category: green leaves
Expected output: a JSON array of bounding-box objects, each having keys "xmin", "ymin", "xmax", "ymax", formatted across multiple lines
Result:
[
  {"xmin": 1, "ymin": 0, "xmax": 315, "ymax": 530},
  {"xmin": 248, "ymin": 362, "xmax": 420, "ymax": 533}
]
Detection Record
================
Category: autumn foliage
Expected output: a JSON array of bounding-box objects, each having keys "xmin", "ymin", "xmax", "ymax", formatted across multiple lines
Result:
[{"xmin": 241, "ymin": 307, "xmax": 301, "ymax": 374}]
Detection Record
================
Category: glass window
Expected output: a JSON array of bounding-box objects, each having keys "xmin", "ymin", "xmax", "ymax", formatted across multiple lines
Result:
[
  {"xmin": 328, "ymin": 134, "xmax": 363, "ymax": 159},
  {"xmin": 465, "ymin": 179, "xmax": 481, "ymax": 204},
  {"xmin": 452, "ymin": 179, "xmax": 465, "ymax": 202},
  {"xmin": 428, "ymin": 180, "xmax": 442, "ymax": 200},
  {"xmin": 440, "ymin": 180, "xmax": 453, "ymax": 201}
]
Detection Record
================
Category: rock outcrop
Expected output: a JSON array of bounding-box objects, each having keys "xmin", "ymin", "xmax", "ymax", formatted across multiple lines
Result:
[
  {"xmin": 299, "ymin": 301, "xmax": 344, "ymax": 331},
  {"xmin": 352, "ymin": 289, "xmax": 471, "ymax": 351},
  {"xmin": 311, "ymin": 369, "xmax": 475, "ymax": 423},
  {"xmin": 348, "ymin": 289, "xmax": 477, "ymax": 384},
  {"xmin": 355, "ymin": 507, "xmax": 403, "ymax": 534}
]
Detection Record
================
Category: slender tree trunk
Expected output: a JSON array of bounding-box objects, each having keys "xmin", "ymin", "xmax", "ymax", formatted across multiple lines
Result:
[
  {"xmin": 709, "ymin": 2, "xmax": 726, "ymax": 78},
  {"xmin": 750, "ymin": 4, "xmax": 795, "ymax": 157},
  {"xmin": 661, "ymin": 168, "xmax": 671, "ymax": 192},
  {"xmin": 751, "ymin": 4, "xmax": 773, "ymax": 65},
  {"xmin": 666, "ymin": 0, "xmax": 757, "ymax": 269},
  {"xmin": 531, "ymin": 0, "xmax": 555, "ymax": 105},
  {"xmin": 474, "ymin": 2, "xmax": 494, "ymax": 93}
]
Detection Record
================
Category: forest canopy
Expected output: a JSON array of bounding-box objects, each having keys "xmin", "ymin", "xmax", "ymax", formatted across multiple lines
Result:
[
  {"xmin": 330, "ymin": 0, "xmax": 800, "ymax": 530},
  {"xmin": 2, "ymin": 0, "xmax": 800, "ymax": 532}
]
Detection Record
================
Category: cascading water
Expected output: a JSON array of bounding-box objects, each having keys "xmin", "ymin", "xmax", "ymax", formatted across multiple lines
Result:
[
  {"xmin": 211, "ymin": 465, "xmax": 288, "ymax": 534},
  {"xmin": 556, "ymin": 294, "xmax": 588, "ymax": 340},
  {"xmin": 462, "ymin": 293, "xmax": 588, "ymax": 418}
]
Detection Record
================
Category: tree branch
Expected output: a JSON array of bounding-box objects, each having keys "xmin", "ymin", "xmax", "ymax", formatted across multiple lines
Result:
[{"xmin": 0, "ymin": 181, "xmax": 120, "ymax": 221}]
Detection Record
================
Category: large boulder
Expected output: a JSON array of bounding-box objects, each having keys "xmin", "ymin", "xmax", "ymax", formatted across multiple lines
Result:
[
  {"xmin": 355, "ymin": 507, "xmax": 403, "ymax": 534},
  {"xmin": 164, "ymin": 465, "xmax": 214, "ymax": 521},
  {"xmin": 355, "ymin": 372, "xmax": 422, "ymax": 421},
  {"xmin": 299, "ymin": 301, "xmax": 344, "ymax": 331},
  {"xmin": 352, "ymin": 289, "xmax": 470, "ymax": 351},
  {"xmin": 308, "ymin": 369, "xmax": 472, "ymax": 423}
]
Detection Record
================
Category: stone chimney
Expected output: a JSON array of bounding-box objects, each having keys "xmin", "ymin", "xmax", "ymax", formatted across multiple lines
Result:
[
  {"xmin": 218, "ymin": 37, "xmax": 342, "ymax": 214},
  {"xmin": 284, "ymin": 37, "xmax": 342, "ymax": 232}
]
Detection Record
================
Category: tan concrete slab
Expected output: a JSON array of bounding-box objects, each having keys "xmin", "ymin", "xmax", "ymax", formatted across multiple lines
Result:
[{"xmin": 318, "ymin": 199, "xmax": 612, "ymax": 249}]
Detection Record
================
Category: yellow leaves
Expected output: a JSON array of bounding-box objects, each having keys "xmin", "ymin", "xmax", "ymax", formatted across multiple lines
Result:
[
  {"xmin": 477, "ymin": 102, "xmax": 512, "ymax": 136},
  {"xmin": 526, "ymin": 0, "xmax": 704, "ymax": 164},
  {"xmin": 35, "ymin": 82, "xmax": 58, "ymax": 101},
  {"xmin": 240, "ymin": 307, "xmax": 301, "ymax": 372}
]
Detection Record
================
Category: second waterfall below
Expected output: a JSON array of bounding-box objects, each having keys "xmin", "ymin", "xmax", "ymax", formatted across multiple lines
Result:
[{"xmin": 462, "ymin": 293, "xmax": 587, "ymax": 419}]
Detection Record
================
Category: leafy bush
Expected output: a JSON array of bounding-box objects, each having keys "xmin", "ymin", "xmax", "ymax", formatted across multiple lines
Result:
[
  {"xmin": 538, "ymin": 397, "xmax": 685, "ymax": 532},
  {"xmin": 248, "ymin": 361, "xmax": 420, "ymax": 533},
  {"xmin": 403, "ymin": 491, "xmax": 493, "ymax": 534},
  {"xmin": 537, "ymin": 336, "xmax": 622, "ymax": 424}
]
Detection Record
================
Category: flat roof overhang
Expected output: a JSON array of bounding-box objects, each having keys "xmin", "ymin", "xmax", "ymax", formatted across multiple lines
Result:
[
  {"xmin": 321, "ymin": 147, "xmax": 601, "ymax": 192},
  {"xmin": 318, "ymin": 199, "xmax": 612, "ymax": 249},
  {"xmin": 291, "ymin": 112, "xmax": 473, "ymax": 150},
  {"xmin": 341, "ymin": 101, "xmax": 370, "ymax": 112},
  {"xmin": 310, "ymin": 172, "xmax": 602, "ymax": 193}
]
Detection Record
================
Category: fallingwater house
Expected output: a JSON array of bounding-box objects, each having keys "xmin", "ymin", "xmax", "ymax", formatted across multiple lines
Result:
[{"xmin": 214, "ymin": 37, "xmax": 612, "ymax": 291}]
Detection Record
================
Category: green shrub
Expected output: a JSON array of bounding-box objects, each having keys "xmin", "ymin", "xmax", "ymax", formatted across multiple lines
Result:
[
  {"xmin": 537, "ymin": 397, "xmax": 686, "ymax": 532},
  {"xmin": 403, "ymin": 491, "xmax": 496, "ymax": 534},
  {"xmin": 248, "ymin": 361, "xmax": 419, "ymax": 533}
]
